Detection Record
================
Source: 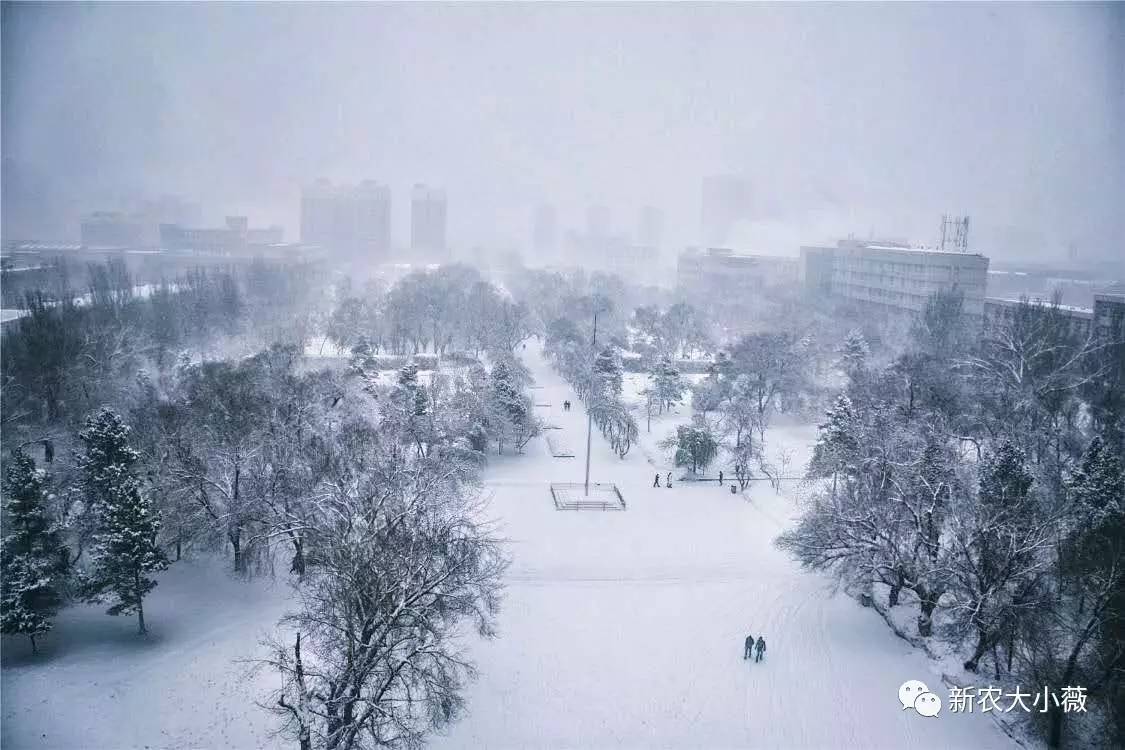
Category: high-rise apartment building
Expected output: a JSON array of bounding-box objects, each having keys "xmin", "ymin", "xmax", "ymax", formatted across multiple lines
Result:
[{"xmin": 411, "ymin": 184, "xmax": 447, "ymax": 258}]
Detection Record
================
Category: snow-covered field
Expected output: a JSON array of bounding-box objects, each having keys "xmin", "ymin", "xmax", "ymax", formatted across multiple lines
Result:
[{"xmin": 2, "ymin": 341, "xmax": 1018, "ymax": 749}]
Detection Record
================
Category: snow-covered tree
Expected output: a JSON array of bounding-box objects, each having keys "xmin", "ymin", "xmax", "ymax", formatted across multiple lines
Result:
[
  {"xmin": 593, "ymin": 347, "xmax": 623, "ymax": 399},
  {"xmin": 489, "ymin": 360, "xmax": 539, "ymax": 455},
  {"xmin": 731, "ymin": 439, "xmax": 759, "ymax": 490},
  {"xmin": 838, "ymin": 328, "xmax": 870, "ymax": 380},
  {"xmin": 173, "ymin": 360, "xmax": 267, "ymax": 572},
  {"xmin": 728, "ymin": 331, "xmax": 808, "ymax": 436},
  {"xmin": 949, "ymin": 442, "xmax": 1054, "ymax": 672},
  {"xmin": 721, "ymin": 374, "xmax": 759, "ymax": 448},
  {"xmin": 648, "ymin": 356, "xmax": 685, "ymax": 415},
  {"xmin": 664, "ymin": 416, "xmax": 719, "ymax": 474},
  {"xmin": 1068, "ymin": 436, "xmax": 1125, "ymax": 517},
  {"xmin": 79, "ymin": 408, "xmax": 170, "ymax": 635},
  {"xmin": 1, "ymin": 450, "xmax": 68, "ymax": 653},
  {"xmin": 807, "ymin": 394, "xmax": 860, "ymax": 486},
  {"xmin": 1023, "ymin": 435, "xmax": 1125, "ymax": 749},
  {"xmin": 490, "ymin": 299, "xmax": 534, "ymax": 353},
  {"xmin": 660, "ymin": 302, "xmax": 710, "ymax": 358},
  {"xmin": 264, "ymin": 437, "xmax": 506, "ymax": 750},
  {"xmin": 691, "ymin": 374, "xmax": 726, "ymax": 419}
]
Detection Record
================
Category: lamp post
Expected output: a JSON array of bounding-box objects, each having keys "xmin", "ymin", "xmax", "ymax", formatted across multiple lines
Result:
[{"xmin": 584, "ymin": 310, "xmax": 598, "ymax": 496}]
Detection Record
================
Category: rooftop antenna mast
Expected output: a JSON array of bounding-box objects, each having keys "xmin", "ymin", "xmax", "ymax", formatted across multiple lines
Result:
[{"xmin": 939, "ymin": 214, "xmax": 970, "ymax": 252}]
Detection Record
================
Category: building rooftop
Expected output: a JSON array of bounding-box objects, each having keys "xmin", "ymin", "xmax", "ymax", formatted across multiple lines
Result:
[
  {"xmin": 985, "ymin": 296, "xmax": 1093, "ymax": 315},
  {"xmin": 847, "ymin": 243, "xmax": 988, "ymax": 258}
]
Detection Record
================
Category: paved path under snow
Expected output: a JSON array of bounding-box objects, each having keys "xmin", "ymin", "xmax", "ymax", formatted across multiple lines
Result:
[{"xmin": 429, "ymin": 340, "xmax": 1016, "ymax": 750}]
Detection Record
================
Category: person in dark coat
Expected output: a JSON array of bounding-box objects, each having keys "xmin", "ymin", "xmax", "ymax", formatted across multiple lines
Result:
[
  {"xmin": 718, "ymin": 470, "xmax": 724, "ymax": 485},
  {"xmin": 653, "ymin": 473, "xmax": 661, "ymax": 488},
  {"xmin": 744, "ymin": 634, "xmax": 755, "ymax": 660},
  {"xmin": 755, "ymin": 636, "xmax": 766, "ymax": 662}
]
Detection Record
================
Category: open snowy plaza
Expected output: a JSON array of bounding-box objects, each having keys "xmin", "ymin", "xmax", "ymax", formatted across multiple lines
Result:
[{"xmin": 2, "ymin": 342, "xmax": 1018, "ymax": 750}]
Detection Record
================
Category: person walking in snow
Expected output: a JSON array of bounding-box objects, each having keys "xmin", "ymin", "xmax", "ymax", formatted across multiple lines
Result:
[
  {"xmin": 744, "ymin": 634, "xmax": 755, "ymax": 660},
  {"xmin": 718, "ymin": 470, "xmax": 724, "ymax": 486},
  {"xmin": 755, "ymin": 636, "xmax": 766, "ymax": 663},
  {"xmin": 665, "ymin": 471, "xmax": 672, "ymax": 488},
  {"xmin": 653, "ymin": 473, "xmax": 661, "ymax": 488}
]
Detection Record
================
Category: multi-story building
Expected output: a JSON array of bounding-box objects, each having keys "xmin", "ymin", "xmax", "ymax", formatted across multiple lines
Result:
[
  {"xmin": 410, "ymin": 184, "xmax": 447, "ymax": 258},
  {"xmin": 677, "ymin": 247, "xmax": 799, "ymax": 300},
  {"xmin": 81, "ymin": 212, "xmax": 145, "ymax": 248},
  {"xmin": 984, "ymin": 297, "xmax": 1093, "ymax": 340},
  {"xmin": 300, "ymin": 179, "xmax": 337, "ymax": 247},
  {"xmin": 830, "ymin": 240, "xmax": 990, "ymax": 322},
  {"xmin": 160, "ymin": 216, "xmax": 282, "ymax": 254},
  {"xmin": 1093, "ymin": 293, "xmax": 1125, "ymax": 344},
  {"xmin": 799, "ymin": 245, "xmax": 835, "ymax": 295},
  {"xmin": 301, "ymin": 179, "xmax": 392, "ymax": 260}
]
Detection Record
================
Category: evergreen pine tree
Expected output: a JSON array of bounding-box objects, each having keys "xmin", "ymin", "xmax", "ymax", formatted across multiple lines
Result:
[
  {"xmin": 1, "ymin": 450, "xmax": 68, "ymax": 653},
  {"xmin": 808, "ymin": 394, "xmax": 860, "ymax": 480},
  {"xmin": 79, "ymin": 408, "xmax": 170, "ymax": 635},
  {"xmin": 838, "ymin": 329, "xmax": 870, "ymax": 379},
  {"xmin": 1068, "ymin": 436, "xmax": 1125, "ymax": 515}
]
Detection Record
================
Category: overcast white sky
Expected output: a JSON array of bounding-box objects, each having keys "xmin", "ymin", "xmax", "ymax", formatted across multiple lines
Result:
[{"xmin": 3, "ymin": 2, "xmax": 1123, "ymax": 261}]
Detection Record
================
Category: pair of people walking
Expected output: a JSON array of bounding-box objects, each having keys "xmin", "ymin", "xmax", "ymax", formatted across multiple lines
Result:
[
  {"xmin": 563, "ymin": 400, "xmax": 572, "ymax": 411},
  {"xmin": 744, "ymin": 634, "xmax": 766, "ymax": 663},
  {"xmin": 652, "ymin": 472, "xmax": 672, "ymax": 488}
]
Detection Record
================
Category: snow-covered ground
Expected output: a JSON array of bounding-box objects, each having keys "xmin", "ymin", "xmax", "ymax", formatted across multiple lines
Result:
[
  {"xmin": 2, "ymin": 341, "xmax": 1018, "ymax": 749},
  {"xmin": 1, "ymin": 558, "xmax": 290, "ymax": 749}
]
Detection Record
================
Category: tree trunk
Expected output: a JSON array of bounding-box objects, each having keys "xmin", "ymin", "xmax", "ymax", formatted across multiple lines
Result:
[
  {"xmin": 290, "ymin": 538, "xmax": 305, "ymax": 576},
  {"xmin": 917, "ymin": 594, "xmax": 938, "ymax": 637},
  {"xmin": 1048, "ymin": 710, "xmax": 1064, "ymax": 748},
  {"xmin": 136, "ymin": 569, "xmax": 147, "ymax": 635},
  {"xmin": 963, "ymin": 627, "xmax": 990, "ymax": 672},
  {"xmin": 889, "ymin": 570, "xmax": 904, "ymax": 607},
  {"xmin": 231, "ymin": 529, "xmax": 244, "ymax": 573}
]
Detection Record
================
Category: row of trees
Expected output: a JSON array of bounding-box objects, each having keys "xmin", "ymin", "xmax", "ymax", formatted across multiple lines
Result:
[
  {"xmin": 779, "ymin": 292, "xmax": 1125, "ymax": 747},
  {"xmin": 326, "ymin": 264, "xmax": 534, "ymax": 357},
  {"xmin": 2, "ymin": 258, "xmax": 325, "ymax": 427},
  {"xmin": 630, "ymin": 302, "xmax": 713, "ymax": 359},
  {"xmin": 543, "ymin": 304, "xmax": 639, "ymax": 459}
]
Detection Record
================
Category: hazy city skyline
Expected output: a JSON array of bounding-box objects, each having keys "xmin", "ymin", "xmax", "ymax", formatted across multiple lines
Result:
[{"xmin": 3, "ymin": 2, "xmax": 1123, "ymax": 262}]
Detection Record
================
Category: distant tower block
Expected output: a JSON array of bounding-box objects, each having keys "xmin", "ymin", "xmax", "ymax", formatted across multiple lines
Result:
[{"xmin": 939, "ymin": 214, "xmax": 970, "ymax": 253}]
